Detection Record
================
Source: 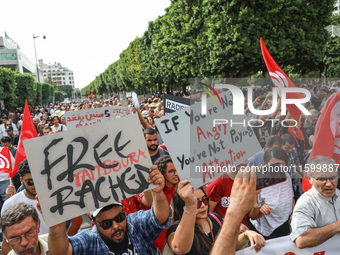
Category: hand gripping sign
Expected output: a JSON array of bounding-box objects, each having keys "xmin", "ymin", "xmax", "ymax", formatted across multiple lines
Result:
[{"xmin": 23, "ymin": 114, "xmax": 153, "ymax": 227}]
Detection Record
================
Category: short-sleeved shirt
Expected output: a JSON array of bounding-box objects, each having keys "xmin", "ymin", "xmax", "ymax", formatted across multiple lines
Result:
[
  {"xmin": 250, "ymin": 174, "xmax": 293, "ymax": 237},
  {"xmin": 290, "ymin": 186, "xmax": 340, "ymax": 242},
  {"xmin": 166, "ymin": 213, "xmax": 222, "ymax": 255},
  {"xmin": 206, "ymin": 174, "xmax": 247, "ymax": 226},
  {"xmin": 150, "ymin": 148, "xmax": 169, "ymax": 164},
  {"xmin": 69, "ymin": 205, "xmax": 172, "ymax": 255}
]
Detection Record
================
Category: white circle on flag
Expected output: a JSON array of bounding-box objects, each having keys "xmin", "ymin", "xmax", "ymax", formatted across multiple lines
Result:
[{"xmin": 0, "ymin": 155, "xmax": 9, "ymax": 169}]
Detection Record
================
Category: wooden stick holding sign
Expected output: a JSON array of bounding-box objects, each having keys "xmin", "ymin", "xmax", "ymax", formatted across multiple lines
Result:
[{"xmin": 23, "ymin": 114, "xmax": 153, "ymax": 227}]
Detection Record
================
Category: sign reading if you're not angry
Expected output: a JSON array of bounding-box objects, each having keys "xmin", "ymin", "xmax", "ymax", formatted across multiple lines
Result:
[
  {"xmin": 156, "ymin": 90, "xmax": 262, "ymax": 188},
  {"xmin": 23, "ymin": 114, "xmax": 153, "ymax": 227}
]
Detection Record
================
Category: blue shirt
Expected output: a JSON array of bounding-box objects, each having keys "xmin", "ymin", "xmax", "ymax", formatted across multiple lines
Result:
[
  {"xmin": 248, "ymin": 148, "xmax": 265, "ymax": 167},
  {"xmin": 69, "ymin": 205, "xmax": 172, "ymax": 255}
]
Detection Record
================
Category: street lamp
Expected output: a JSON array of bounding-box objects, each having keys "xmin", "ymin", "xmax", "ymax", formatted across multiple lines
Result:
[{"xmin": 33, "ymin": 33, "xmax": 46, "ymax": 82}]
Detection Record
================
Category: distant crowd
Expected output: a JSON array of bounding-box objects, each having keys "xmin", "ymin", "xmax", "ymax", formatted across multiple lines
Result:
[{"xmin": 0, "ymin": 82, "xmax": 339, "ymax": 255}]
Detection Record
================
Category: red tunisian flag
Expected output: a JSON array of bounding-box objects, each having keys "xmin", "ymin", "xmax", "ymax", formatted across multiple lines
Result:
[
  {"xmin": 89, "ymin": 92, "xmax": 94, "ymax": 98},
  {"xmin": 260, "ymin": 38, "xmax": 304, "ymax": 122},
  {"xmin": 302, "ymin": 91, "xmax": 340, "ymax": 192},
  {"xmin": 0, "ymin": 147, "xmax": 13, "ymax": 175},
  {"xmin": 12, "ymin": 100, "xmax": 38, "ymax": 178}
]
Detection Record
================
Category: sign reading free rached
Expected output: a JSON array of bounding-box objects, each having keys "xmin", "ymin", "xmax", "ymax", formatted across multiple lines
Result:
[
  {"xmin": 23, "ymin": 114, "xmax": 153, "ymax": 227},
  {"xmin": 156, "ymin": 90, "xmax": 262, "ymax": 188}
]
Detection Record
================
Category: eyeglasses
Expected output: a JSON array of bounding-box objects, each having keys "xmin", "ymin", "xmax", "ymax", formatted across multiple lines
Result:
[
  {"xmin": 165, "ymin": 169, "xmax": 177, "ymax": 176},
  {"xmin": 6, "ymin": 227, "xmax": 38, "ymax": 245},
  {"xmin": 94, "ymin": 211, "xmax": 126, "ymax": 230},
  {"xmin": 197, "ymin": 196, "xmax": 210, "ymax": 209},
  {"xmin": 24, "ymin": 179, "xmax": 34, "ymax": 186},
  {"xmin": 314, "ymin": 176, "xmax": 338, "ymax": 184}
]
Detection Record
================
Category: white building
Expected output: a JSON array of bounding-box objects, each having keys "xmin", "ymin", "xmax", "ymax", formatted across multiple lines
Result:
[
  {"xmin": 39, "ymin": 59, "xmax": 75, "ymax": 88},
  {"xmin": 0, "ymin": 32, "xmax": 43, "ymax": 82}
]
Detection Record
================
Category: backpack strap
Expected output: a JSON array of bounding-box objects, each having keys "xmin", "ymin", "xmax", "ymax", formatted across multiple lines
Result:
[{"xmin": 210, "ymin": 213, "xmax": 222, "ymax": 227}]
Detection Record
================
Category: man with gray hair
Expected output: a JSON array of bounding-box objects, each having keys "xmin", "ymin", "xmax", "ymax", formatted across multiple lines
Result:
[
  {"xmin": 291, "ymin": 156, "xmax": 340, "ymax": 248},
  {"xmin": 0, "ymin": 202, "xmax": 48, "ymax": 255}
]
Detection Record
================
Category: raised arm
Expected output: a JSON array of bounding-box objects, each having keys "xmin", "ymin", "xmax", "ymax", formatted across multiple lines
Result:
[
  {"xmin": 167, "ymin": 180, "xmax": 197, "ymax": 254},
  {"xmin": 211, "ymin": 167, "xmax": 258, "ymax": 255},
  {"xmin": 136, "ymin": 108, "xmax": 149, "ymax": 130},
  {"xmin": 48, "ymin": 222, "xmax": 73, "ymax": 255},
  {"xmin": 148, "ymin": 165, "xmax": 170, "ymax": 225}
]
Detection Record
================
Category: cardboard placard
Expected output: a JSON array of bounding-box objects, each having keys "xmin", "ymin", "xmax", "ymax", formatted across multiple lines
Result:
[
  {"xmin": 156, "ymin": 90, "xmax": 262, "ymax": 188},
  {"xmin": 24, "ymin": 114, "xmax": 153, "ymax": 227},
  {"xmin": 65, "ymin": 106, "xmax": 131, "ymax": 129}
]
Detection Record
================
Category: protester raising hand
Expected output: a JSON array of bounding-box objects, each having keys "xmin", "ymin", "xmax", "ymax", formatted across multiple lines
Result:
[{"xmin": 177, "ymin": 179, "xmax": 196, "ymax": 208}]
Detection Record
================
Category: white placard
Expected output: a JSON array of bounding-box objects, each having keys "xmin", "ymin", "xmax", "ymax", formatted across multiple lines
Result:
[
  {"xmin": 23, "ymin": 114, "xmax": 153, "ymax": 227},
  {"xmin": 236, "ymin": 235, "xmax": 339, "ymax": 255},
  {"xmin": 156, "ymin": 90, "xmax": 262, "ymax": 188},
  {"xmin": 65, "ymin": 106, "xmax": 131, "ymax": 129}
]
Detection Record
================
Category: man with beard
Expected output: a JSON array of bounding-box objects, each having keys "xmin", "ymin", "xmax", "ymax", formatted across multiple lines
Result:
[
  {"xmin": 1, "ymin": 159, "xmax": 48, "ymax": 236},
  {"xmin": 0, "ymin": 203, "xmax": 48, "ymax": 255},
  {"xmin": 48, "ymin": 165, "xmax": 172, "ymax": 255},
  {"xmin": 144, "ymin": 128, "xmax": 169, "ymax": 164}
]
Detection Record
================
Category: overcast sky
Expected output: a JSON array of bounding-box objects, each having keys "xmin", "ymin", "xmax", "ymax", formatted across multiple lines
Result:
[{"xmin": 1, "ymin": 0, "xmax": 171, "ymax": 89}]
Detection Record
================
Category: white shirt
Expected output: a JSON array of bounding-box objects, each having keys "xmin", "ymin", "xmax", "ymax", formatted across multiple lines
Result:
[
  {"xmin": 291, "ymin": 186, "xmax": 340, "ymax": 241},
  {"xmin": 51, "ymin": 124, "xmax": 67, "ymax": 133},
  {"xmin": 1, "ymin": 191, "xmax": 49, "ymax": 235},
  {"xmin": 250, "ymin": 174, "xmax": 294, "ymax": 236}
]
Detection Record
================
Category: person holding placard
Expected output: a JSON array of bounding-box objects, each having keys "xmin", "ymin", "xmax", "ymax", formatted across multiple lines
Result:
[
  {"xmin": 47, "ymin": 165, "xmax": 172, "ymax": 255},
  {"xmin": 166, "ymin": 180, "xmax": 265, "ymax": 255}
]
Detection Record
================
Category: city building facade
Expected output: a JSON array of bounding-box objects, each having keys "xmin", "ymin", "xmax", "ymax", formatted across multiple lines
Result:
[
  {"xmin": 0, "ymin": 32, "xmax": 43, "ymax": 82},
  {"xmin": 39, "ymin": 59, "xmax": 75, "ymax": 88}
]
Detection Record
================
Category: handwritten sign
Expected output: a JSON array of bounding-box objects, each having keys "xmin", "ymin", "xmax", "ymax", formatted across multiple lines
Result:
[
  {"xmin": 156, "ymin": 90, "xmax": 261, "ymax": 188},
  {"xmin": 65, "ymin": 106, "xmax": 131, "ymax": 129},
  {"xmin": 23, "ymin": 114, "xmax": 153, "ymax": 227},
  {"xmin": 236, "ymin": 235, "xmax": 339, "ymax": 255}
]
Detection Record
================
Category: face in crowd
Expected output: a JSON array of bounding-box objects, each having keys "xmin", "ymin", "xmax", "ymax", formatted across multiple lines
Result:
[
  {"xmin": 4, "ymin": 213, "xmax": 40, "ymax": 255},
  {"xmin": 145, "ymin": 133, "xmax": 158, "ymax": 152},
  {"xmin": 94, "ymin": 205, "xmax": 127, "ymax": 246}
]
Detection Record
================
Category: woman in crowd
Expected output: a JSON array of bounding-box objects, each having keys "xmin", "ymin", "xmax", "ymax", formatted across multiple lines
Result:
[
  {"xmin": 249, "ymin": 147, "xmax": 294, "ymax": 240},
  {"xmin": 166, "ymin": 180, "xmax": 265, "ymax": 255},
  {"xmin": 153, "ymin": 155, "xmax": 179, "ymax": 252}
]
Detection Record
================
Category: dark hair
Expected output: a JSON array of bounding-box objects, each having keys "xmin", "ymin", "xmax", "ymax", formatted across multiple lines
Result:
[
  {"xmin": 154, "ymin": 155, "xmax": 173, "ymax": 175},
  {"xmin": 148, "ymin": 116, "xmax": 154, "ymax": 124},
  {"xmin": 143, "ymin": 128, "xmax": 157, "ymax": 137},
  {"xmin": 0, "ymin": 203, "xmax": 39, "ymax": 237},
  {"xmin": 281, "ymin": 133, "xmax": 295, "ymax": 145},
  {"xmin": 1, "ymin": 136, "xmax": 11, "ymax": 144},
  {"xmin": 264, "ymin": 147, "xmax": 288, "ymax": 166},
  {"xmin": 18, "ymin": 159, "xmax": 31, "ymax": 178},
  {"xmin": 172, "ymin": 186, "xmax": 212, "ymax": 254},
  {"xmin": 266, "ymin": 135, "xmax": 283, "ymax": 147},
  {"xmin": 44, "ymin": 126, "xmax": 52, "ymax": 131}
]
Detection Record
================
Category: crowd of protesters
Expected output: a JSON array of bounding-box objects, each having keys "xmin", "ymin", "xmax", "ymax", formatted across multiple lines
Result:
[{"xmin": 0, "ymin": 81, "xmax": 339, "ymax": 255}]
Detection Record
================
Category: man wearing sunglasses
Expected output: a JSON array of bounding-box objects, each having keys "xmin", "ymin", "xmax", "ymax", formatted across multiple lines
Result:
[
  {"xmin": 48, "ymin": 165, "xmax": 172, "ymax": 255},
  {"xmin": 0, "ymin": 202, "xmax": 48, "ymax": 255},
  {"xmin": 291, "ymin": 156, "xmax": 340, "ymax": 248}
]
